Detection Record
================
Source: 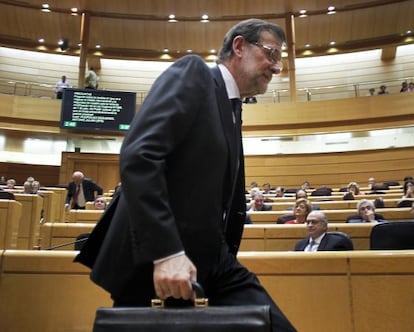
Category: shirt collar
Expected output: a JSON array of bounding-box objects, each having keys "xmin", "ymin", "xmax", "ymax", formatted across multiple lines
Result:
[
  {"xmin": 310, "ymin": 232, "xmax": 326, "ymax": 245},
  {"xmin": 217, "ymin": 64, "xmax": 240, "ymax": 99}
]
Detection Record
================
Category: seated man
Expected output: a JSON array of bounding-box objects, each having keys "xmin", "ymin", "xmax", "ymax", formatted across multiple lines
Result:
[
  {"xmin": 347, "ymin": 199, "xmax": 387, "ymax": 223},
  {"xmin": 247, "ymin": 193, "xmax": 272, "ymax": 212},
  {"xmin": 295, "ymin": 211, "xmax": 354, "ymax": 251}
]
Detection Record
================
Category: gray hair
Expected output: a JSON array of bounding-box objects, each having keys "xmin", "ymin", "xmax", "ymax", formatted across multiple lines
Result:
[
  {"xmin": 357, "ymin": 199, "xmax": 375, "ymax": 212},
  {"xmin": 217, "ymin": 18, "xmax": 286, "ymax": 63}
]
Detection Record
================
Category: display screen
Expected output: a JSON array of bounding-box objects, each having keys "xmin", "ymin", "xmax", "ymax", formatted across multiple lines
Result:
[{"xmin": 60, "ymin": 88, "xmax": 136, "ymax": 132}]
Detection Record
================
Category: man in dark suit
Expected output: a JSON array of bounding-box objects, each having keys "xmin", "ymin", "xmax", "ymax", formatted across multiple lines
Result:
[
  {"xmin": 75, "ymin": 19, "xmax": 295, "ymax": 331},
  {"xmin": 295, "ymin": 211, "xmax": 354, "ymax": 251},
  {"xmin": 65, "ymin": 171, "xmax": 103, "ymax": 209}
]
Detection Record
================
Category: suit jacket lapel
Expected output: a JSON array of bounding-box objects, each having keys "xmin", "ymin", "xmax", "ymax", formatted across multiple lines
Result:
[{"xmin": 210, "ymin": 66, "xmax": 238, "ymax": 182}]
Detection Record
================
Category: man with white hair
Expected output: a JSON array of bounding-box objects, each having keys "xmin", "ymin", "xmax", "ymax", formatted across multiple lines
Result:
[{"xmin": 65, "ymin": 171, "xmax": 103, "ymax": 209}]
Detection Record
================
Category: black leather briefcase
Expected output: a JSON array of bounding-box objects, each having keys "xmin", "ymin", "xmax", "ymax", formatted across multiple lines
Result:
[{"xmin": 92, "ymin": 283, "xmax": 271, "ymax": 332}]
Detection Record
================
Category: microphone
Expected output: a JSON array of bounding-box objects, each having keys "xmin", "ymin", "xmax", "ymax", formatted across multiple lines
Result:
[{"xmin": 44, "ymin": 236, "xmax": 89, "ymax": 250}]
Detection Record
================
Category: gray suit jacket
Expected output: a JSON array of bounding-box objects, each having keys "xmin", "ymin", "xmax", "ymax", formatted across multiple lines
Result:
[{"xmin": 75, "ymin": 55, "xmax": 246, "ymax": 299}]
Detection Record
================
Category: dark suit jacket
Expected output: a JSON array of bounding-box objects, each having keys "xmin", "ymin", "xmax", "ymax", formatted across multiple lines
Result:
[
  {"xmin": 65, "ymin": 178, "xmax": 103, "ymax": 205},
  {"xmin": 75, "ymin": 55, "xmax": 246, "ymax": 299},
  {"xmin": 294, "ymin": 232, "xmax": 354, "ymax": 251}
]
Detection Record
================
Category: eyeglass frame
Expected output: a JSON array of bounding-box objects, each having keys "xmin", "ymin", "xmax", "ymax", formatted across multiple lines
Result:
[
  {"xmin": 305, "ymin": 219, "xmax": 322, "ymax": 225},
  {"xmin": 251, "ymin": 42, "xmax": 283, "ymax": 68}
]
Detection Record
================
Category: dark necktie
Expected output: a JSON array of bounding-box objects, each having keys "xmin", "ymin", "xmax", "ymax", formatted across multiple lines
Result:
[
  {"xmin": 231, "ymin": 98, "xmax": 243, "ymax": 129},
  {"xmin": 72, "ymin": 185, "xmax": 80, "ymax": 207},
  {"xmin": 308, "ymin": 240, "xmax": 316, "ymax": 252}
]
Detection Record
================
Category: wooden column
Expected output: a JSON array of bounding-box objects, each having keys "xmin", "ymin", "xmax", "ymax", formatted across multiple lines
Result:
[
  {"xmin": 78, "ymin": 12, "xmax": 90, "ymax": 89},
  {"xmin": 285, "ymin": 14, "xmax": 297, "ymax": 102}
]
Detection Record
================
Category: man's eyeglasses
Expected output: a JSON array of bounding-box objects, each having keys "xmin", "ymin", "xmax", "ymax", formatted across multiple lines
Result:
[
  {"xmin": 305, "ymin": 219, "xmax": 321, "ymax": 225},
  {"xmin": 252, "ymin": 42, "xmax": 282, "ymax": 66}
]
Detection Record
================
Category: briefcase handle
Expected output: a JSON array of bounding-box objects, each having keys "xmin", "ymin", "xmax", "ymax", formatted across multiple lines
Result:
[{"xmin": 151, "ymin": 281, "xmax": 209, "ymax": 308}]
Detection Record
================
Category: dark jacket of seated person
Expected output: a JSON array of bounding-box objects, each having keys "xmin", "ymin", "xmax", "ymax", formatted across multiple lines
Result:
[{"xmin": 294, "ymin": 211, "xmax": 354, "ymax": 251}]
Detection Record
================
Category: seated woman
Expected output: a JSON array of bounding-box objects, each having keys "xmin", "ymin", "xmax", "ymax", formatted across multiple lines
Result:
[
  {"xmin": 285, "ymin": 198, "xmax": 313, "ymax": 224},
  {"xmin": 343, "ymin": 181, "xmax": 365, "ymax": 200},
  {"xmin": 93, "ymin": 195, "xmax": 107, "ymax": 210},
  {"xmin": 397, "ymin": 180, "xmax": 414, "ymax": 207},
  {"xmin": 402, "ymin": 180, "xmax": 414, "ymax": 199}
]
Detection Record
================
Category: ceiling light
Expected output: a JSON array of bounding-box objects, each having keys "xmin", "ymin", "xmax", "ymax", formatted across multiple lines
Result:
[
  {"xmin": 329, "ymin": 41, "xmax": 336, "ymax": 46},
  {"xmin": 327, "ymin": 6, "xmax": 336, "ymax": 14},
  {"xmin": 299, "ymin": 9, "xmax": 307, "ymax": 18},
  {"xmin": 168, "ymin": 14, "xmax": 177, "ymax": 23},
  {"xmin": 38, "ymin": 38, "xmax": 45, "ymax": 43},
  {"xmin": 186, "ymin": 49, "xmax": 192, "ymax": 53},
  {"xmin": 41, "ymin": 4, "xmax": 50, "ymax": 12},
  {"xmin": 71, "ymin": 8, "xmax": 78, "ymax": 16},
  {"xmin": 201, "ymin": 14, "xmax": 209, "ymax": 23},
  {"xmin": 163, "ymin": 48, "xmax": 169, "ymax": 53},
  {"xmin": 305, "ymin": 44, "xmax": 311, "ymax": 48},
  {"xmin": 95, "ymin": 44, "xmax": 101, "ymax": 49},
  {"xmin": 210, "ymin": 49, "xmax": 216, "ymax": 53}
]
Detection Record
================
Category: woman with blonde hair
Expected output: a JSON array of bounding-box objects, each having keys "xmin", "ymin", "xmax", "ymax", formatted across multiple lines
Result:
[{"xmin": 285, "ymin": 198, "xmax": 313, "ymax": 224}]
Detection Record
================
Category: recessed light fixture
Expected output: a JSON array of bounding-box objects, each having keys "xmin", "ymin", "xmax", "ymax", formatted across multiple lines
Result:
[
  {"xmin": 299, "ymin": 9, "xmax": 307, "ymax": 18},
  {"xmin": 186, "ymin": 49, "xmax": 192, "ymax": 53},
  {"xmin": 163, "ymin": 48, "xmax": 169, "ymax": 53},
  {"xmin": 38, "ymin": 38, "xmax": 45, "ymax": 43},
  {"xmin": 406, "ymin": 30, "xmax": 413, "ymax": 34},
  {"xmin": 329, "ymin": 41, "xmax": 336, "ymax": 46},
  {"xmin": 327, "ymin": 6, "xmax": 336, "ymax": 14},
  {"xmin": 168, "ymin": 14, "xmax": 177, "ymax": 23},
  {"xmin": 41, "ymin": 4, "xmax": 50, "ymax": 12},
  {"xmin": 201, "ymin": 14, "xmax": 209, "ymax": 23},
  {"xmin": 71, "ymin": 8, "xmax": 78, "ymax": 15},
  {"xmin": 95, "ymin": 44, "xmax": 101, "ymax": 49},
  {"xmin": 210, "ymin": 49, "xmax": 216, "ymax": 53},
  {"xmin": 305, "ymin": 43, "xmax": 311, "ymax": 48}
]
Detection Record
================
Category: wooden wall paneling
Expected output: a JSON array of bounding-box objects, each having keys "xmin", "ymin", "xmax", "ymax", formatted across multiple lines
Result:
[
  {"xmin": 244, "ymin": 146, "xmax": 414, "ymax": 189},
  {"xmin": 0, "ymin": 162, "xmax": 60, "ymax": 187},
  {"xmin": 59, "ymin": 152, "xmax": 120, "ymax": 193}
]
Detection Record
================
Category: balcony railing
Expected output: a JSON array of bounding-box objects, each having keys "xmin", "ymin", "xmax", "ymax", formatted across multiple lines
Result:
[{"xmin": 0, "ymin": 77, "xmax": 412, "ymax": 103}]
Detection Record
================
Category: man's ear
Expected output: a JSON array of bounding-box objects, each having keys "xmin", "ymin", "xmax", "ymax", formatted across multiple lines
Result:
[{"xmin": 232, "ymin": 35, "xmax": 246, "ymax": 59}]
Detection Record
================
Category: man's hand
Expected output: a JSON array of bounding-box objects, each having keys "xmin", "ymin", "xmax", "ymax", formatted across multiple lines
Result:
[
  {"xmin": 153, "ymin": 254, "xmax": 197, "ymax": 300},
  {"xmin": 363, "ymin": 209, "xmax": 375, "ymax": 221}
]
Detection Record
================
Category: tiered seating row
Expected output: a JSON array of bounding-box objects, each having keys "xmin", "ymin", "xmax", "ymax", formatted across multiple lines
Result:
[
  {"xmin": 249, "ymin": 207, "xmax": 413, "ymax": 223},
  {"xmin": 1, "ymin": 250, "xmax": 413, "ymax": 332}
]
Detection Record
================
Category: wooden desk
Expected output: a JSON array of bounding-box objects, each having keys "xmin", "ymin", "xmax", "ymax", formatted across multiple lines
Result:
[
  {"xmin": 238, "ymin": 250, "xmax": 414, "ymax": 332},
  {"xmin": 14, "ymin": 194, "xmax": 43, "ymax": 249},
  {"xmin": 248, "ymin": 207, "xmax": 414, "ymax": 224},
  {"xmin": 241, "ymin": 223, "xmax": 374, "ymax": 251},
  {"xmin": 265, "ymin": 198, "xmax": 408, "ymax": 211},
  {"xmin": 1, "ymin": 250, "xmax": 413, "ymax": 332},
  {"xmin": 40, "ymin": 222, "xmax": 96, "ymax": 250},
  {"xmin": 264, "ymin": 192, "xmax": 404, "ymax": 202},
  {"xmin": 0, "ymin": 199, "xmax": 22, "ymax": 249},
  {"xmin": 64, "ymin": 209, "xmax": 104, "ymax": 223}
]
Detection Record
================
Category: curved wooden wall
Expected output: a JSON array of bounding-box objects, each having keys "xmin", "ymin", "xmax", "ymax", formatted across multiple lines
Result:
[{"xmin": 0, "ymin": 90, "xmax": 413, "ymax": 190}]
